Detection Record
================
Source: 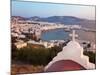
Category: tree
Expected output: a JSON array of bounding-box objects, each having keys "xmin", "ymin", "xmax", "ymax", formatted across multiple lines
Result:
[
  {"xmin": 84, "ymin": 51, "xmax": 96, "ymax": 64},
  {"xmin": 12, "ymin": 45, "xmax": 62, "ymax": 66}
]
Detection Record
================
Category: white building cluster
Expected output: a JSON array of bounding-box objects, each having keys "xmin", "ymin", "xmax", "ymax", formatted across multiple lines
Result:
[
  {"xmin": 11, "ymin": 16, "xmax": 81, "ymax": 39},
  {"xmin": 11, "ymin": 17, "xmax": 67, "ymax": 48},
  {"xmin": 11, "ymin": 16, "xmax": 95, "ymax": 52}
]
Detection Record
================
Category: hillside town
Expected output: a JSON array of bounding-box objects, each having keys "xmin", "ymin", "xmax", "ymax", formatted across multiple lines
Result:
[{"xmin": 11, "ymin": 16, "xmax": 96, "ymax": 52}]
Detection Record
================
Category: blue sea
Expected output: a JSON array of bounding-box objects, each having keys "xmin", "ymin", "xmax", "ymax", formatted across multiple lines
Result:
[
  {"xmin": 41, "ymin": 28, "xmax": 96, "ymax": 43},
  {"xmin": 41, "ymin": 29, "xmax": 69, "ymax": 41}
]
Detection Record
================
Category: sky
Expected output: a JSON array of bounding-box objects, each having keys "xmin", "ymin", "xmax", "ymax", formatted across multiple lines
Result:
[{"xmin": 12, "ymin": 0, "xmax": 95, "ymax": 20}]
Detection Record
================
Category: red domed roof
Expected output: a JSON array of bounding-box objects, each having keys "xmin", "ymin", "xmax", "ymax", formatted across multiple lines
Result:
[{"xmin": 45, "ymin": 60, "xmax": 86, "ymax": 72}]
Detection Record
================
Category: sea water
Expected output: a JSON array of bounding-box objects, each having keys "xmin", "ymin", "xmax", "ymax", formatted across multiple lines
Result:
[{"xmin": 41, "ymin": 29, "xmax": 69, "ymax": 41}]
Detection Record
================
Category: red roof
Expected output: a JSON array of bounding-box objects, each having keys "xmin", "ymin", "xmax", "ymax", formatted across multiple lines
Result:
[{"xmin": 45, "ymin": 60, "xmax": 86, "ymax": 72}]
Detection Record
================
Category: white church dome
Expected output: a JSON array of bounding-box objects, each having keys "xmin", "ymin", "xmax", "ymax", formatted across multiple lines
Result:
[
  {"xmin": 45, "ymin": 30, "xmax": 95, "ymax": 71},
  {"xmin": 62, "ymin": 41, "xmax": 83, "ymax": 58}
]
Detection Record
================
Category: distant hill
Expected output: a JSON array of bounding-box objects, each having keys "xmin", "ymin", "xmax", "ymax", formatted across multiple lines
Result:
[
  {"xmin": 29, "ymin": 16, "xmax": 95, "ymax": 25},
  {"xmin": 29, "ymin": 16, "xmax": 83, "ymax": 24},
  {"xmin": 12, "ymin": 16, "xmax": 95, "ymax": 27}
]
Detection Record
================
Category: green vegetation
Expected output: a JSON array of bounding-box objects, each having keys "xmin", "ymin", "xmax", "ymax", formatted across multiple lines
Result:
[
  {"xmin": 12, "ymin": 43, "xmax": 96, "ymax": 66},
  {"xmin": 12, "ymin": 45, "xmax": 62, "ymax": 66},
  {"xmin": 84, "ymin": 51, "xmax": 96, "ymax": 64}
]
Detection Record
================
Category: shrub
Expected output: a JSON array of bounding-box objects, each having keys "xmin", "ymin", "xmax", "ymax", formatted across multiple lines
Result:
[
  {"xmin": 12, "ymin": 45, "xmax": 62, "ymax": 66},
  {"xmin": 83, "ymin": 51, "xmax": 96, "ymax": 64}
]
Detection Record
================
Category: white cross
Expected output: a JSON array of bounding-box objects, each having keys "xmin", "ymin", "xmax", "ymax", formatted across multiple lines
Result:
[{"xmin": 69, "ymin": 30, "xmax": 78, "ymax": 41}]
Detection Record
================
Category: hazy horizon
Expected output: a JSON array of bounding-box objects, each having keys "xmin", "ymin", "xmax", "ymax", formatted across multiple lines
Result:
[{"xmin": 12, "ymin": 1, "xmax": 95, "ymax": 20}]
